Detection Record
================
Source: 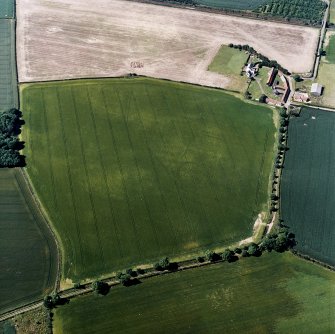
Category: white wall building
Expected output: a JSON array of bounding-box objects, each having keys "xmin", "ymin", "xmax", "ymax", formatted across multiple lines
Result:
[{"xmin": 310, "ymin": 83, "xmax": 323, "ymax": 97}]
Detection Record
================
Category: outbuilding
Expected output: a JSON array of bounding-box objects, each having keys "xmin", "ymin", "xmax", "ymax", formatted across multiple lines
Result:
[{"xmin": 310, "ymin": 83, "xmax": 323, "ymax": 97}]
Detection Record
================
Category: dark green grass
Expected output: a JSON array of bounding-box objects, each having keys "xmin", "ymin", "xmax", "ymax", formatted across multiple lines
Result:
[
  {"xmin": 21, "ymin": 78, "xmax": 275, "ymax": 281},
  {"xmin": 0, "ymin": 19, "xmax": 18, "ymax": 111},
  {"xmin": 281, "ymin": 107, "xmax": 335, "ymax": 266},
  {"xmin": 0, "ymin": 169, "xmax": 57, "ymax": 314},
  {"xmin": 326, "ymin": 34, "xmax": 335, "ymax": 64},
  {"xmin": 0, "ymin": 0, "xmax": 14, "ymax": 18},
  {"xmin": 195, "ymin": 0, "xmax": 267, "ymax": 10},
  {"xmin": 53, "ymin": 252, "xmax": 335, "ymax": 334}
]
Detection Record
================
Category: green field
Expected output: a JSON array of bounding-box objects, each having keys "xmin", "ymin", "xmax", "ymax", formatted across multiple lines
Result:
[
  {"xmin": 195, "ymin": 0, "xmax": 267, "ymax": 10},
  {"xmin": 330, "ymin": 0, "xmax": 335, "ymax": 24},
  {"xmin": 0, "ymin": 169, "xmax": 58, "ymax": 314},
  {"xmin": 0, "ymin": 19, "xmax": 18, "ymax": 111},
  {"xmin": 326, "ymin": 34, "xmax": 335, "ymax": 64},
  {"xmin": 21, "ymin": 78, "xmax": 276, "ymax": 282},
  {"xmin": 315, "ymin": 33, "xmax": 335, "ymax": 108},
  {"xmin": 208, "ymin": 45, "xmax": 248, "ymax": 92},
  {"xmin": 208, "ymin": 46, "xmax": 247, "ymax": 75},
  {"xmin": 0, "ymin": 0, "xmax": 14, "ymax": 18},
  {"xmin": 53, "ymin": 252, "xmax": 335, "ymax": 334},
  {"xmin": 281, "ymin": 108, "xmax": 335, "ymax": 266}
]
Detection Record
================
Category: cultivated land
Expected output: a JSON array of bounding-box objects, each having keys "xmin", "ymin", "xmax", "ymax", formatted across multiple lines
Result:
[
  {"xmin": 208, "ymin": 45, "xmax": 248, "ymax": 91},
  {"xmin": 281, "ymin": 108, "xmax": 335, "ymax": 266},
  {"xmin": 195, "ymin": 0, "xmax": 267, "ymax": 10},
  {"xmin": 0, "ymin": 169, "xmax": 58, "ymax": 314},
  {"xmin": 53, "ymin": 252, "xmax": 335, "ymax": 334},
  {"xmin": 314, "ymin": 32, "xmax": 335, "ymax": 107},
  {"xmin": 0, "ymin": 19, "xmax": 18, "ymax": 111},
  {"xmin": 330, "ymin": 0, "xmax": 335, "ymax": 24},
  {"xmin": 0, "ymin": 0, "xmax": 14, "ymax": 18},
  {"xmin": 16, "ymin": 0, "xmax": 319, "ymax": 87},
  {"xmin": 21, "ymin": 78, "xmax": 276, "ymax": 281},
  {"xmin": 325, "ymin": 33, "xmax": 335, "ymax": 64}
]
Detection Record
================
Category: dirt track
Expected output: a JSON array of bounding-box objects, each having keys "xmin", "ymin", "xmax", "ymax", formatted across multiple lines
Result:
[{"xmin": 16, "ymin": 0, "xmax": 319, "ymax": 87}]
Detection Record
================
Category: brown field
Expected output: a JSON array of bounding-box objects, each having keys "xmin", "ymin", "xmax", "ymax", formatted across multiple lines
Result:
[{"xmin": 17, "ymin": 0, "xmax": 319, "ymax": 87}]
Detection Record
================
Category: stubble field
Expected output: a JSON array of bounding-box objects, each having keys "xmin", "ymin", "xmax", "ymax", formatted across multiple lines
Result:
[
  {"xmin": 16, "ymin": 0, "xmax": 319, "ymax": 86},
  {"xmin": 21, "ymin": 77, "xmax": 275, "ymax": 281}
]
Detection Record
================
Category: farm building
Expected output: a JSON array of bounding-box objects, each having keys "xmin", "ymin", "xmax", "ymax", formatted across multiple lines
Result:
[
  {"xmin": 267, "ymin": 67, "xmax": 278, "ymax": 86},
  {"xmin": 310, "ymin": 83, "xmax": 323, "ymax": 96},
  {"xmin": 293, "ymin": 92, "xmax": 310, "ymax": 103}
]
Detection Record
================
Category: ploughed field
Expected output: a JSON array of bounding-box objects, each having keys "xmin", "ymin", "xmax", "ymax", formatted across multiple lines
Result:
[
  {"xmin": 16, "ymin": 0, "xmax": 319, "ymax": 86},
  {"xmin": 195, "ymin": 0, "xmax": 267, "ymax": 10},
  {"xmin": 0, "ymin": 19, "xmax": 18, "ymax": 111},
  {"xmin": 0, "ymin": 0, "xmax": 15, "ymax": 18},
  {"xmin": 281, "ymin": 107, "xmax": 335, "ymax": 266},
  {"xmin": 0, "ymin": 169, "xmax": 57, "ymax": 314},
  {"xmin": 21, "ymin": 78, "xmax": 275, "ymax": 281},
  {"xmin": 53, "ymin": 252, "xmax": 335, "ymax": 333}
]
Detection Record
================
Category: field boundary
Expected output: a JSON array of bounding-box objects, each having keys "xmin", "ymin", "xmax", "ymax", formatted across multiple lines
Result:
[
  {"xmin": 125, "ymin": 0, "xmax": 322, "ymax": 27},
  {"xmin": 1, "ymin": 245, "xmax": 333, "ymax": 323}
]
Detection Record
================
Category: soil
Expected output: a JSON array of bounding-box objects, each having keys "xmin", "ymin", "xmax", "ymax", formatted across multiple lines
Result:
[{"xmin": 16, "ymin": 0, "xmax": 319, "ymax": 87}]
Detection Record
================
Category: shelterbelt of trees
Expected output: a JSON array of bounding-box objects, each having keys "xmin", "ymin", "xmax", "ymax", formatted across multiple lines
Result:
[
  {"xmin": 256, "ymin": 0, "xmax": 327, "ymax": 26},
  {"xmin": 155, "ymin": 0, "xmax": 326, "ymax": 26},
  {"xmin": 0, "ymin": 108, "xmax": 25, "ymax": 167}
]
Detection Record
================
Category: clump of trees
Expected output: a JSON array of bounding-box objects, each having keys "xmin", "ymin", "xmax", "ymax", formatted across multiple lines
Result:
[
  {"xmin": 91, "ymin": 280, "xmax": 110, "ymax": 295},
  {"xmin": 0, "ymin": 108, "xmax": 25, "ymax": 167},
  {"xmin": 228, "ymin": 43, "xmax": 290, "ymax": 74},
  {"xmin": 259, "ymin": 94, "xmax": 267, "ymax": 103},
  {"xmin": 43, "ymin": 292, "xmax": 68, "ymax": 309},
  {"xmin": 260, "ymin": 225, "xmax": 296, "ymax": 252},
  {"xmin": 116, "ymin": 268, "xmax": 140, "ymax": 287},
  {"xmin": 154, "ymin": 257, "xmax": 178, "ymax": 271}
]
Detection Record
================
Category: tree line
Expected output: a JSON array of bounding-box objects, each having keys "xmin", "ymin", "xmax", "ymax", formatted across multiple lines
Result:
[
  {"xmin": 0, "ymin": 108, "xmax": 25, "ymax": 167},
  {"xmin": 228, "ymin": 43, "xmax": 290, "ymax": 75}
]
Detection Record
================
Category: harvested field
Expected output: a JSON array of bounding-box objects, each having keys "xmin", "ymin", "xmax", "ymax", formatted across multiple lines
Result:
[
  {"xmin": 53, "ymin": 252, "xmax": 335, "ymax": 333},
  {"xmin": 0, "ymin": 19, "xmax": 18, "ymax": 111},
  {"xmin": 21, "ymin": 78, "xmax": 276, "ymax": 281},
  {"xmin": 0, "ymin": 169, "xmax": 58, "ymax": 314},
  {"xmin": 16, "ymin": 0, "xmax": 319, "ymax": 86},
  {"xmin": 281, "ymin": 107, "xmax": 335, "ymax": 266}
]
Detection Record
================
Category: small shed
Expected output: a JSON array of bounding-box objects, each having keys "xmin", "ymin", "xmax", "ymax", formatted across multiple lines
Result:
[{"xmin": 311, "ymin": 83, "xmax": 323, "ymax": 96}]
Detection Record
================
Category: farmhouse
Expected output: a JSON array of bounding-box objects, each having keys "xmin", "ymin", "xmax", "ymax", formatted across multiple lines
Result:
[
  {"xmin": 310, "ymin": 83, "xmax": 323, "ymax": 96},
  {"xmin": 245, "ymin": 63, "xmax": 259, "ymax": 78}
]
